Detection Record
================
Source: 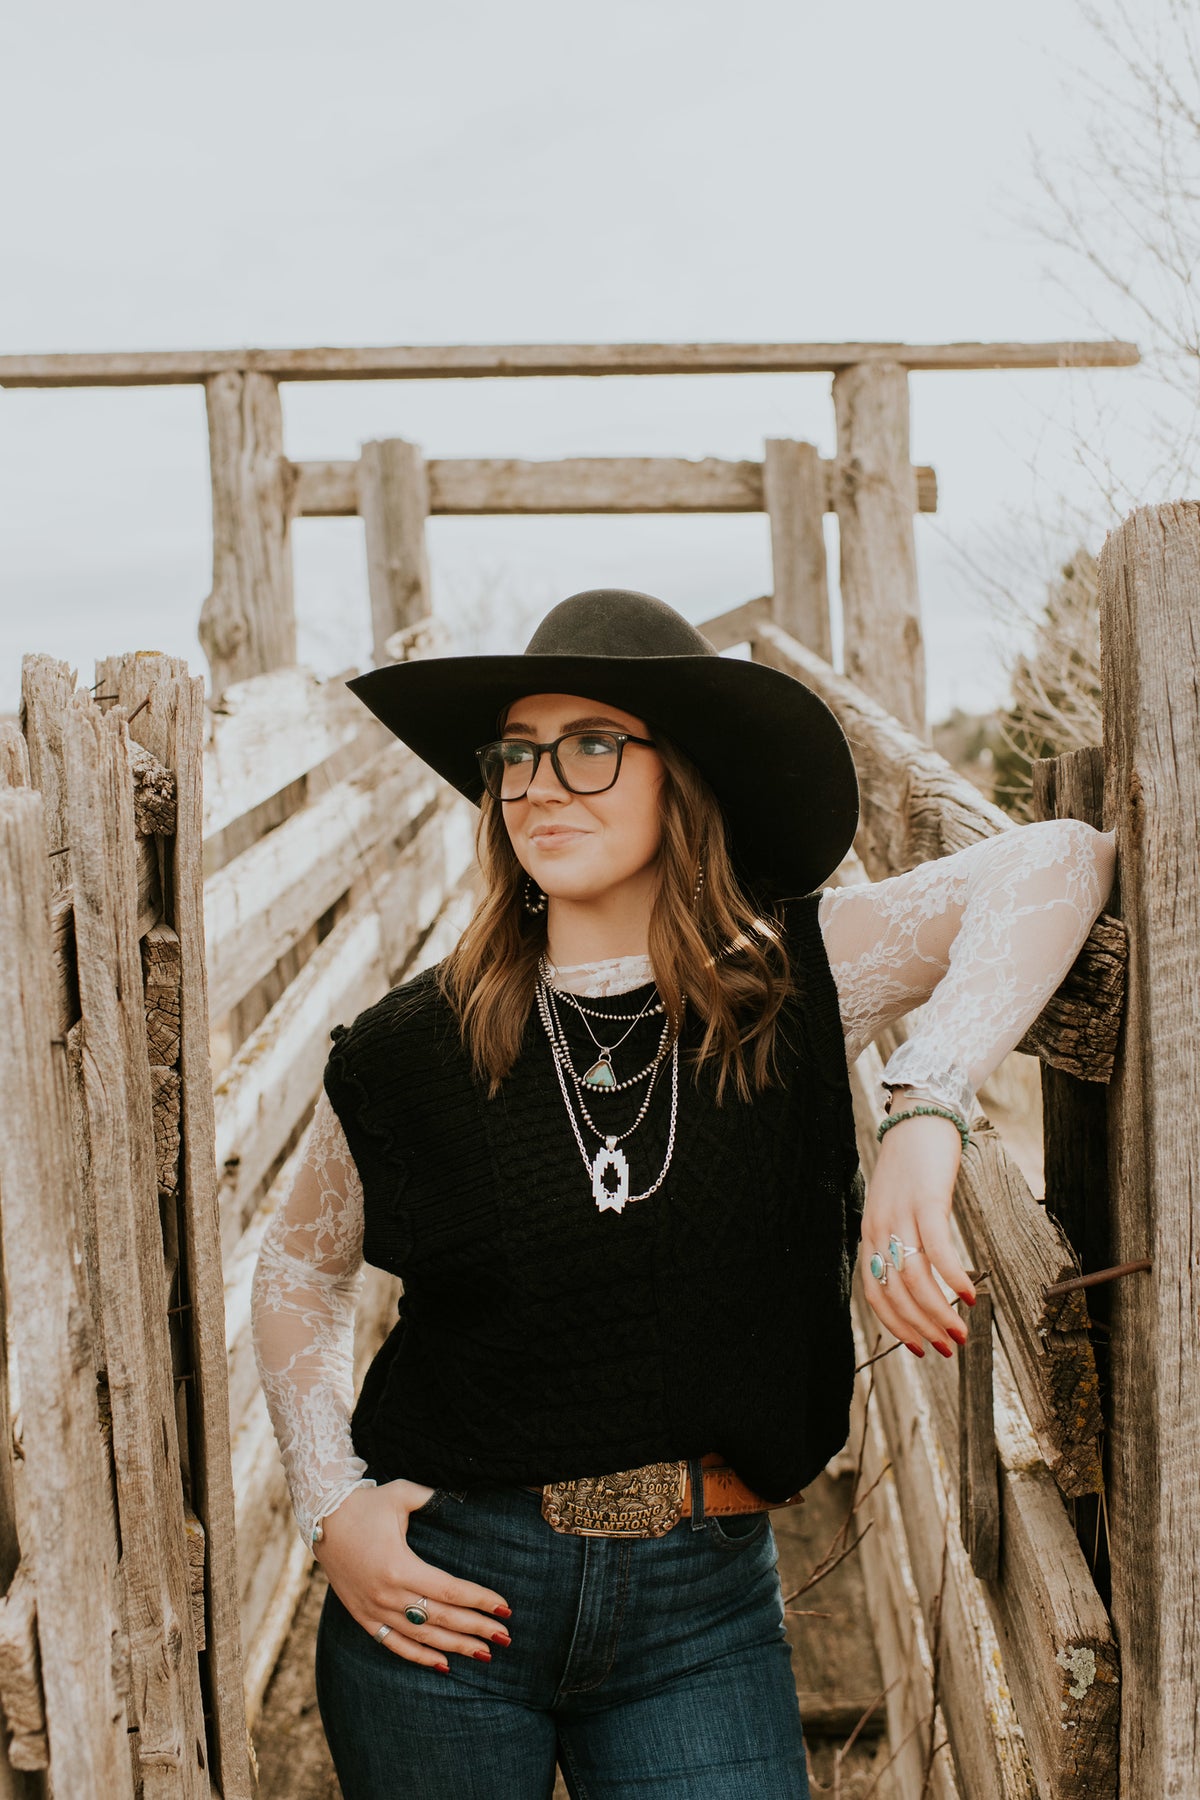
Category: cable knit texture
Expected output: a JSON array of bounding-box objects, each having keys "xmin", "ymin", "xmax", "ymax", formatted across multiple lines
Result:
[{"xmin": 320, "ymin": 894, "xmax": 861, "ymax": 1507}]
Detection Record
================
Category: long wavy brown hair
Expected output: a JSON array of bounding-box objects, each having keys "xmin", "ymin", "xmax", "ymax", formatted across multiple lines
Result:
[{"xmin": 437, "ymin": 732, "xmax": 795, "ymax": 1101}]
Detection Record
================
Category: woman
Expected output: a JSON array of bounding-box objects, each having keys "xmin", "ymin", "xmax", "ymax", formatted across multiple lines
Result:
[{"xmin": 252, "ymin": 589, "xmax": 1114, "ymax": 1800}]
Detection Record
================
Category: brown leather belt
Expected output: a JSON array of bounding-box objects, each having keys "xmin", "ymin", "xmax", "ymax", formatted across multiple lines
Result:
[{"xmin": 526, "ymin": 1452, "xmax": 804, "ymax": 1539}]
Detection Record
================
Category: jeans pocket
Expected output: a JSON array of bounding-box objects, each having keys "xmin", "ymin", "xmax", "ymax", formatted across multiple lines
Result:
[
  {"xmin": 705, "ymin": 1510, "xmax": 772, "ymax": 1550},
  {"xmin": 407, "ymin": 1484, "xmax": 469, "ymax": 1519}
]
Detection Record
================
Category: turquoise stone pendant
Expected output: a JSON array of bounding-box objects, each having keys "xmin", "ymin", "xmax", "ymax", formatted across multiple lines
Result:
[{"xmin": 583, "ymin": 1053, "xmax": 616, "ymax": 1089}]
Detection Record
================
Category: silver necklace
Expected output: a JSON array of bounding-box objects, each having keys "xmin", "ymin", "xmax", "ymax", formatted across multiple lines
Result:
[
  {"xmin": 540, "ymin": 957, "xmax": 663, "ymax": 1090},
  {"xmin": 535, "ymin": 979, "xmax": 680, "ymax": 1213},
  {"xmin": 543, "ymin": 985, "xmax": 670, "ymax": 1096}
]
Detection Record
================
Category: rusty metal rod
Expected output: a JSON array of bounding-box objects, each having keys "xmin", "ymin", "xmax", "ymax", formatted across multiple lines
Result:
[{"xmin": 1044, "ymin": 1258, "xmax": 1152, "ymax": 1298}]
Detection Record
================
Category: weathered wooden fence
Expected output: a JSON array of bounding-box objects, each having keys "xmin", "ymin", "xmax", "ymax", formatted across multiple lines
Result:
[
  {"xmin": 0, "ymin": 661, "xmax": 250, "ymax": 1798},
  {"xmin": 3, "ymin": 340, "xmax": 1195, "ymax": 1800}
]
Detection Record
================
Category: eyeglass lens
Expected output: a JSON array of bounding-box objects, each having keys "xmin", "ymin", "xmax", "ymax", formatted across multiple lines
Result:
[{"xmin": 481, "ymin": 732, "xmax": 622, "ymax": 799}]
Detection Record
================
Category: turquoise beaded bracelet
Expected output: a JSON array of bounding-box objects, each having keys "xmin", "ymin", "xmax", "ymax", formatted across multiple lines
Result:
[{"xmin": 877, "ymin": 1104, "xmax": 970, "ymax": 1151}]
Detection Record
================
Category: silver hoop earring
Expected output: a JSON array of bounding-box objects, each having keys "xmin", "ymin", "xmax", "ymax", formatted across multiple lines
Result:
[{"xmin": 523, "ymin": 876, "xmax": 548, "ymax": 917}]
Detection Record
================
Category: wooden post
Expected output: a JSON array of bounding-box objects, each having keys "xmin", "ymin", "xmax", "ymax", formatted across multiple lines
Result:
[
  {"xmin": 0, "ymin": 790, "xmax": 135, "ymax": 1794},
  {"xmin": 958, "ymin": 1292, "xmax": 999, "ymax": 1581},
  {"xmin": 62, "ymin": 699, "xmax": 209, "ymax": 1797},
  {"xmin": 832, "ymin": 361, "xmax": 926, "ymax": 736},
  {"xmin": 1033, "ymin": 750, "xmax": 1111, "ymax": 1285},
  {"xmin": 762, "ymin": 439, "xmax": 832, "ymax": 659},
  {"xmin": 198, "ymin": 371, "xmax": 296, "ymax": 697},
  {"xmin": 95, "ymin": 655, "xmax": 253, "ymax": 1799},
  {"xmin": 358, "ymin": 438, "xmax": 432, "ymax": 665},
  {"xmin": 1100, "ymin": 502, "xmax": 1200, "ymax": 1797}
]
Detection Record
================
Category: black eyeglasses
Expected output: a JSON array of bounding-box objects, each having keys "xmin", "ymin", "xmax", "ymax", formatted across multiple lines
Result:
[{"xmin": 475, "ymin": 730, "xmax": 656, "ymax": 801}]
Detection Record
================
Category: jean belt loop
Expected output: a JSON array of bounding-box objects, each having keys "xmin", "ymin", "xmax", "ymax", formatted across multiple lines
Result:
[{"xmin": 688, "ymin": 1457, "xmax": 706, "ymax": 1531}]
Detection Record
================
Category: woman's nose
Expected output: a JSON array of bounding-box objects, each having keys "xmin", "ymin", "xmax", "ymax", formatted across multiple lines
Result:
[{"xmin": 524, "ymin": 750, "xmax": 570, "ymax": 802}]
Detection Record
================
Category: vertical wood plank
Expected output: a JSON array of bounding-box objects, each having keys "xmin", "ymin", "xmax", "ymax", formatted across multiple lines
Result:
[
  {"xmin": 0, "ymin": 789, "xmax": 134, "ymax": 1795},
  {"xmin": 166, "ymin": 672, "xmax": 255, "ymax": 1798},
  {"xmin": 958, "ymin": 1292, "xmax": 1000, "ymax": 1581},
  {"xmin": 1100, "ymin": 502, "xmax": 1200, "ymax": 1798},
  {"xmin": 762, "ymin": 438, "xmax": 832, "ymax": 659},
  {"xmin": 1032, "ymin": 750, "xmax": 1111, "ymax": 1283},
  {"xmin": 358, "ymin": 438, "xmax": 432, "ymax": 664},
  {"xmin": 0, "ymin": 724, "xmax": 30, "ymax": 789},
  {"xmin": 198, "ymin": 371, "xmax": 296, "ymax": 696},
  {"xmin": 832, "ymin": 361, "xmax": 926, "ymax": 736},
  {"xmin": 19, "ymin": 657, "xmax": 76, "ymax": 877},
  {"xmin": 63, "ymin": 699, "xmax": 209, "ymax": 1796},
  {"xmin": 94, "ymin": 655, "xmax": 253, "ymax": 1795}
]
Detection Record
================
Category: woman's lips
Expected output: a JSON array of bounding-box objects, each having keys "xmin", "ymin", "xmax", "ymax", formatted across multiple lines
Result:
[{"xmin": 529, "ymin": 827, "xmax": 587, "ymax": 847}]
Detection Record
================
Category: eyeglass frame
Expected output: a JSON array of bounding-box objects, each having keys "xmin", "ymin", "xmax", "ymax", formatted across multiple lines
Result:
[{"xmin": 474, "ymin": 729, "xmax": 657, "ymax": 801}]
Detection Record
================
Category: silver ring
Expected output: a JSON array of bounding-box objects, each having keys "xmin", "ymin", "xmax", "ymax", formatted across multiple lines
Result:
[
  {"xmin": 888, "ymin": 1235, "xmax": 923, "ymax": 1275},
  {"xmin": 404, "ymin": 1598, "xmax": 431, "ymax": 1627},
  {"xmin": 868, "ymin": 1250, "xmax": 889, "ymax": 1285},
  {"xmin": 374, "ymin": 1624, "xmax": 392, "ymax": 1643}
]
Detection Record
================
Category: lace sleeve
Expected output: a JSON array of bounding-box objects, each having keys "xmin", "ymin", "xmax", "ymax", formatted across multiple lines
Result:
[
  {"xmin": 817, "ymin": 818, "xmax": 1116, "ymax": 1118},
  {"xmin": 251, "ymin": 1091, "xmax": 375, "ymax": 1544}
]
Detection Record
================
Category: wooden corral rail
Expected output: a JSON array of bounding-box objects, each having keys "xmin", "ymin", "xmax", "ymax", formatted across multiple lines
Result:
[
  {"xmin": 291, "ymin": 453, "xmax": 941, "ymax": 516},
  {"xmin": 0, "ymin": 339, "xmax": 1140, "ymax": 385}
]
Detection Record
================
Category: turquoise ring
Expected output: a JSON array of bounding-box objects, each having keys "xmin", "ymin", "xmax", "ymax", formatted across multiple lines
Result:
[
  {"xmin": 404, "ymin": 1599, "xmax": 431, "ymax": 1627},
  {"xmin": 868, "ymin": 1251, "xmax": 888, "ymax": 1284},
  {"xmin": 888, "ymin": 1235, "xmax": 922, "ymax": 1275}
]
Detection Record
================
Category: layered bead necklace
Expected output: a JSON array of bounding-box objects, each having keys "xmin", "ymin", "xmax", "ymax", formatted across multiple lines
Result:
[{"xmin": 536, "ymin": 956, "xmax": 679, "ymax": 1214}]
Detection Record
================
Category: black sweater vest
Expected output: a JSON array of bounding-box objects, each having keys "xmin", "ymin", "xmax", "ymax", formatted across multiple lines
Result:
[{"xmin": 323, "ymin": 894, "xmax": 863, "ymax": 1503}]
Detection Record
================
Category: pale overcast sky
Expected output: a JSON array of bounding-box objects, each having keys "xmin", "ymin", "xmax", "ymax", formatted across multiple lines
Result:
[{"xmin": 0, "ymin": 0, "xmax": 1165, "ymax": 719}]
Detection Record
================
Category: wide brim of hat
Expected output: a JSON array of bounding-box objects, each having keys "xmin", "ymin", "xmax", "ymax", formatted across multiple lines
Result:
[{"xmin": 347, "ymin": 651, "xmax": 859, "ymax": 896}]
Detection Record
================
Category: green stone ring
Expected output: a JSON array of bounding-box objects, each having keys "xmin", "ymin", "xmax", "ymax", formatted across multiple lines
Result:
[
  {"xmin": 868, "ymin": 1251, "xmax": 888, "ymax": 1285},
  {"xmin": 888, "ymin": 1235, "xmax": 922, "ymax": 1274},
  {"xmin": 404, "ymin": 1600, "xmax": 431, "ymax": 1627}
]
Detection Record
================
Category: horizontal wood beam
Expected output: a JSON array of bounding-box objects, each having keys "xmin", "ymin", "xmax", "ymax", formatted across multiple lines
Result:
[
  {"xmin": 204, "ymin": 739, "xmax": 440, "ymax": 1022},
  {"xmin": 202, "ymin": 664, "xmax": 384, "ymax": 842},
  {"xmin": 293, "ymin": 455, "xmax": 939, "ymax": 518},
  {"xmin": 211, "ymin": 801, "xmax": 475, "ymax": 1255},
  {"xmin": 0, "ymin": 341, "xmax": 1140, "ymax": 387}
]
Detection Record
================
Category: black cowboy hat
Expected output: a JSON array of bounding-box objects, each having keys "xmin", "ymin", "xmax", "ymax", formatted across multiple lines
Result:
[{"xmin": 347, "ymin": 588, "xmax": 860, "ymax": 896}]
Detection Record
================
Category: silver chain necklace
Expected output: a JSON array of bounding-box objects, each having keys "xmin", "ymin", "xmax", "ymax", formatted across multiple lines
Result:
[
  {"xmin": 535, "ymin": 978, "xmax": 680, "ymax": 1213},
  {"xmin": 540, "ymin": 957, "xmax": 663, "ymax": 1090},
  {"xmin": 544, "ymin": 984, "xmax": 670, "ymax": 1096}
]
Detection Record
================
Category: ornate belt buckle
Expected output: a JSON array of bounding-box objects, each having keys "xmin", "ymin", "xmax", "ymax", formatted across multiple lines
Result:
[{"xmin": 541, "ymin": 1461, "xmax": 687, "ymax": 1538}]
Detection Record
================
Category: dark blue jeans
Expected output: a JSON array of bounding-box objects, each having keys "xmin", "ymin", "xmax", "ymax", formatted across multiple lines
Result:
[{"xmin": 315, "ymin": 1478, "xmax": 810, "ymax": 1799}]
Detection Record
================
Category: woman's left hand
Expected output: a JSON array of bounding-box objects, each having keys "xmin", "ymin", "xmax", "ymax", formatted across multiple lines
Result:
[{"xmin": 858, "ymin": 1114, "xmax": 977, "ymax": 1357}]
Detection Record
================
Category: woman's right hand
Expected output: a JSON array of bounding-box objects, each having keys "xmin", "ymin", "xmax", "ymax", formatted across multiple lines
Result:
[{"xmin": 314, "ymin": 1481, "xmax": 514, "ymax": 1670}]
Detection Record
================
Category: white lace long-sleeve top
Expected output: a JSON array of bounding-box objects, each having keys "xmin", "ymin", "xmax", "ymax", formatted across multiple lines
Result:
[{"xmin": 251, "ymin": 816, "xmax": 1116, "ymax": 1542}]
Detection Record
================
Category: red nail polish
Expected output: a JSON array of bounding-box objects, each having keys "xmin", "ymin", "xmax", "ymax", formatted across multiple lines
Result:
[
  {"xmin": 435, "ymin": 1662, "xmax": 450, "ymax": 1674},
  {"xmin": 491, "ymin": 1631, "xmax": 511, "ymax": 1646},
  {"xmin": 949, "ymin": 1328, "xmax": 968, "ymax": 1347},
  {"xmin": 936, "ymin": 1342, "xmax": 953, "ymax": 1358},
  {"xmin": 905, "ymin": 1342, "xmax": 925, "ymax": 1357},
  {"xmin": 493, "ymin": 1605, "xmax": 513, "ymax": 1619},
  {"xmin": 473, "ymin": 1649, "xmax": 492, "ymax": 1662},
  {"xmin": 958, "ymin": 1291, "xmax": 977, "ymax": 1307}
]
